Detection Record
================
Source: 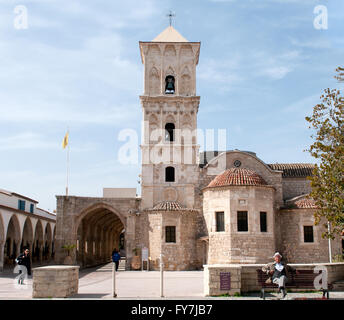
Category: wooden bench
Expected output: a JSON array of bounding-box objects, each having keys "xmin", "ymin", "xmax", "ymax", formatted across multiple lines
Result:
[{"xmin": 256, "ymin": 269, "xmax": 332, "ymax": 299}]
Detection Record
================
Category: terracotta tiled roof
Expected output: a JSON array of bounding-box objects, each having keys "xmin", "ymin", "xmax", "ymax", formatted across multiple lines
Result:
[
  {"xmin": 149, "ymin": 201, "xmax": 198, "ymax": 212},
  {"xmin": 293, "ymin": 198, "xmax": 318, "ymax": 209},
  {"xmin": 207, "ymin": 168, "xmax": 267, "ymax": 188},
  {"xmin": 268, "ymin": 163, "xmax": 315, "ymax": 178},
  {"xmin": 284, "ymin": 195, "xmax": 318, "ymax": 209},
  {"xmin": 152, "ymin": 201, "xmax": 183, "ymax": 211}
]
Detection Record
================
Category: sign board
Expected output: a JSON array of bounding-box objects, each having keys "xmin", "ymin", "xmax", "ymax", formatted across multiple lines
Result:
[
  {"xmin": 142, "ymin": 247, "xmax": 149, "ymax": 261},
  {"xmin": 220, "ymin": 272, "xmax": 231, "ymax": 290}
]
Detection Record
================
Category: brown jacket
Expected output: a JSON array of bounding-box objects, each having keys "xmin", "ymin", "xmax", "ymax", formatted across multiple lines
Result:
[{"xmin": 262, "ymin": 261, "xmax": 295, "ymax": 283}]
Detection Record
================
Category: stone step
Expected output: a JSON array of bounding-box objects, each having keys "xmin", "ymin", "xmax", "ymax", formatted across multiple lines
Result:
[{"xmin": 118, "ymin": 258, "xmax": 126, "ymax": 271}]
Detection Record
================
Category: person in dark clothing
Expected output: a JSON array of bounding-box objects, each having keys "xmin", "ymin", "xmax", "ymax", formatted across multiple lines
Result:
[
  {"xmin": 112, "ymin": 249, "xmax": 121, "ymax": 271},
  {"xmin": 15, "ymin": 248, "xmax": 31, "ymax": 284}
]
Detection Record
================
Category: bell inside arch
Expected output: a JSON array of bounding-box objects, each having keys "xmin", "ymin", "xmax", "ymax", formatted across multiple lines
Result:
[{"xmin": 165, "ymin": 75, "xmax": 175, "ymax": 94}]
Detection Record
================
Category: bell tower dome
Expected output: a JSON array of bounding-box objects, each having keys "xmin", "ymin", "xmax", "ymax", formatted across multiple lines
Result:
[{"xmin": 139, "ymin": 26, "xmax": 201, "ymax": 209}]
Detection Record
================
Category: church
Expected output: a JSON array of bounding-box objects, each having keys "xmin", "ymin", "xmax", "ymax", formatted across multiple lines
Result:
[{"xmin": 55, "ymin": 26, "xmax": 342, "ymax": 271}]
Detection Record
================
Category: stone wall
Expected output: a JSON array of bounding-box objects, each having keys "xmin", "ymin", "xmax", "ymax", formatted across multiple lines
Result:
[
  {"xmin": 203, "ymin": 186, "xmax": 276, "ymax": 264},
  {"xmin": 204, "ymin": 151, "xmax": 284, "ymax": 207},
  {"xmin": 277, "ymin": 209, "xmax": 342, "ymax": 263},
  {"xmin": 136, "ymin": 210, "xmax": 200, "ymax": 270},
  {"xmin": 32, "ymin": 265, "xmax": 79, "ymax": 298},
  {"xmin": 55, "ymin": 196, "xmax": 139, "ymax": 268},
  {"xmin": 240, "ymin": 263, "xmax": 344, "ymax": 292},
  {"xmin": 204, "ymin": 263, "xmax": 344, "ymax": 295},
  {"xmin": 282, "ymin": 178, "xmax": 311, "ymax": 200},
  {"xmin": 204, "ymin": 264, "xmax": 241, "ymax": 296}
]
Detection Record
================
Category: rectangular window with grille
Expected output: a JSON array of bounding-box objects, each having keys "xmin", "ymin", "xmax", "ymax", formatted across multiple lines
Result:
[
  {"xmin": 165, "ymin": 226, "xmax": 176, "ymax": 243},
  {"xmin": 304, "ymin": 226, "xmax": 314, "ymax": 242},
  {"xmin": 216, "ymin": 212, "xmax": 225, "ymax": 232},
  {"xmin": 237, "ymin": 211, "xmax": 248, "ymax": 232},
  {"xmin": 260, "ymin": 212, "xmax": 267, "ymax": 232}
]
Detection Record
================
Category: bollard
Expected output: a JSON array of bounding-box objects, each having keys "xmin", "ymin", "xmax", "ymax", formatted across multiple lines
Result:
[
  {"xmin": 112, "ymin": 262, "xmax": 117, "ymax": 298},
  {"xmin": 160, "ymin": 254, "xmax": 164, "ymax": 297}
]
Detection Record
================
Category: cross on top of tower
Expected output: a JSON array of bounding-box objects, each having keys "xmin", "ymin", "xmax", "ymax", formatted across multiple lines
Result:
[{"xmin": 166, "ymin": 10, "xmax": 175, "ymax": 27}]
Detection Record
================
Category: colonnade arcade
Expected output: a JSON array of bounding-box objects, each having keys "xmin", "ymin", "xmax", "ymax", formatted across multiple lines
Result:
[{"xmin": 0, "ymin": 212, "xmax": 56, "ymax": 271}]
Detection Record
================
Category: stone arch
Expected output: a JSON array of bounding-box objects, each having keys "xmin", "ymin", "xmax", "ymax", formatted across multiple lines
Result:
[
  {"xmin": 180, "ymin": 66, "xmax": 192, "ymax": 95},
  {"xmin": 147, "ymin": 44, "xmax": 161, "ymax": 58},
  {"xmin": 149, "ymin": 66, "xmax": 160, "ymax": 95},
  {"xmin": 43, "ymin": 223, "xmax": 52, "ymax": 261},
  {"xmin": 149, "ymin": 114, "xmax": 159, "ymax": 143},
  {"xmin": 165, "ymin": 114, "xmax": 175, "ymax": 124},
  {"xmin": 33, "ymin": 220, "xmax": 44, "ymax": 263},
  {"xmin": 164, "ymin": 45, "xmax": 176, "ymax": 57},
  {"xmin": 21, "ymin": 217, "xmax": 33, "ymax": 252},
  {"xmin": 0, "ymin": 213, "xmax": 4, "ymax": 271},
  {"xmin": 165, "ymin": 66, "xmax": 175, "ymax": 77},
  {"xmin": 75, "ymin": 203, "xmax": 126, "ymax": 268},
  {"xmin": 4, "ymin": 214, "xmax": 21, "ymax": 266},
  {"xmin": 180, "ymin": 44, "xmax": 193, "ymax": 58},
  {"xmin": 0, "ymin": 213, "xmax": 4, "ymax": 243},
  {"xmin": 182, "ymin": 113, "xmax": 192, "ymax": 128}
]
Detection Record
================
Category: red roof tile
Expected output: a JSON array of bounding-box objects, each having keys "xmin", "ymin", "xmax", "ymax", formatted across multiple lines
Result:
[
  {"xmin": 207, "ymin": 168, "xmax": 267, "ymax": 188},
  {"xmin": 293, "ymin": 198, "xmax": 318, "ymax": 209},
  {"xmin": 149, "ymin": 201, "xmax": 197, "ymax": 212},
  {"xmin": 268, "ymin": 163, "xmax": 315, "ymax": 178}
]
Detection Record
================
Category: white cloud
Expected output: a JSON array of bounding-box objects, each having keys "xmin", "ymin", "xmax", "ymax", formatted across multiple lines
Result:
[{"xmin": 263, "ymin": 66, "xmax": 292, "ymax": 80}]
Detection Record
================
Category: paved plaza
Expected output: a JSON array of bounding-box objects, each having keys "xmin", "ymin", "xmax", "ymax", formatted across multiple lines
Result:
[{"xmin": 0, "ymin": 263, "xmax": 343, "ymax": 300}]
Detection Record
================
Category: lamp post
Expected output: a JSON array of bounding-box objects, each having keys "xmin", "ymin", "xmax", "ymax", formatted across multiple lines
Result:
[
  {"xmin": 328, "ymin": 222, "xmax": 332, "ymax": 263},
  {"xmin": 160, "ymin": 253, "xmax": 164, "ymax": 298},
  {"xmin": 160, "ymin": 213, "xmax": 164, "ymax": 298},
  {"xmin": 112, "ymin": 262, "xmax": 117, "ymax": 298}
]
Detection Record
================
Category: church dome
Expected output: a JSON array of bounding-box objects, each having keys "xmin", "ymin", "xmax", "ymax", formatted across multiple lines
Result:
[{"xmin": 207, "ymin": 168, "xmax": 267, "ymax": 188}]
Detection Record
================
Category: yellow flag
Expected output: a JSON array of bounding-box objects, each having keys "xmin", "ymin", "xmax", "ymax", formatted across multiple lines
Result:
[{"xmin": 62, "ymin": 131, "xmax": 69, "ymax": 149}]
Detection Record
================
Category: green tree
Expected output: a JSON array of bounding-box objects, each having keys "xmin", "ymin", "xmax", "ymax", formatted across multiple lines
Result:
[
  {"xmin": 305, "ymin": 67, "xmax": 344, "ymax": 239},
  {"xmin": 335, "ymin": 66, "xmax": 344, "ymax": 82}
]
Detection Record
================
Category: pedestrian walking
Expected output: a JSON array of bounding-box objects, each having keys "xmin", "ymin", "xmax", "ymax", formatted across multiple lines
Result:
[
  {"xmin": 15, "ymin": 248, "xmax": 31, "ymax": 284},
  {"xmin": 112, "ymin": 249, "xmax": 121, "ymax": 271}
]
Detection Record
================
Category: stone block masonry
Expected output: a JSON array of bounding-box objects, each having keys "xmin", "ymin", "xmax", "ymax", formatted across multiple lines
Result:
[
  {"xmin": 204, "ymin": 264, "xmax": 241, "ymax": 296},
  {"xmin": 204, "ymin": 263, "xmax": 344, "ymax": 295},
  {"xmin": 32, "ymin": 265, "xmax": 79, "ymax": 298}
]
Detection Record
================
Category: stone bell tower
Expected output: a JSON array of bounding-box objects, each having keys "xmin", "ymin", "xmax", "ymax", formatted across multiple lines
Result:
[{"xmin": 139, "ymin": 26, "xmax": 201, "ymax": 209}]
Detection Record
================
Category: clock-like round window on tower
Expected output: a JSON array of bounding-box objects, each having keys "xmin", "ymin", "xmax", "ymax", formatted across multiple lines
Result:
[{"xmin": 234, "ymin": 160, "xmax": 241, "ymax": 167}]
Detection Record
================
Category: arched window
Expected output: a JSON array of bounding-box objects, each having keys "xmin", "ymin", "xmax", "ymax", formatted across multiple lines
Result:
[
  {"xmin": 165, "ymin": 123, "xmax": 175, "ymax": 142},
  {"xmin": 165, "ymin": 166, "xmax": 175, "ymax": 182},
  {"xmin": 165, "ymin": 75, "xmax": 175, "ymax": 94}
]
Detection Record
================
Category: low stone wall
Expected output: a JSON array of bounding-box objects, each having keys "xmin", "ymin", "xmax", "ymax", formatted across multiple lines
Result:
[
  {"xmin": 32, "ymin": 265, "xmax": 79, "ymax": 298},
  {"xmin": 204, "ymin": 264, "xmax": 241, "ymax": 296},
  {"xmin": 204, "ymin": 262, "xmax": 344, "ymax": 296}
]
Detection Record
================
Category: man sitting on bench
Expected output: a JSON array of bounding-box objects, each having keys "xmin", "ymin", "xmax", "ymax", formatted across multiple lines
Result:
[{"xmin": 262, "ymin": 252, "xmax": 298, "ymax": 299}]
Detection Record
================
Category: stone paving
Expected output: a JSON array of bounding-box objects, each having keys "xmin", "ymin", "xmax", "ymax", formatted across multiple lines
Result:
[{"xmin": 0, "ymin": 263, "xmax": 343, "ymax": 300}]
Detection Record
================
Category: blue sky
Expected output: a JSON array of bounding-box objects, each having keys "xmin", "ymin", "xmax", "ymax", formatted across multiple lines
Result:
[{"xmin": 0, "ymin": 0, "xmax": 343, "ymax": 211}]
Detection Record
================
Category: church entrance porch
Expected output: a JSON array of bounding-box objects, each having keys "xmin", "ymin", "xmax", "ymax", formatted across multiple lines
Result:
[
  {"xmin": 55, "ymin": 196, "xmax": 139, "ymax": 270},
  {"xmin": 76, "ymin": 206, "xmax": 125, "ymax": 268}
]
